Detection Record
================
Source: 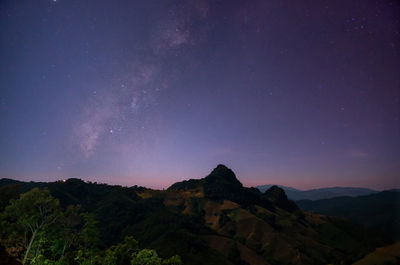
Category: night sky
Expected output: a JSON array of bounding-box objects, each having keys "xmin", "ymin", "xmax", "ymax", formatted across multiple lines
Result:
[{"xmin": 0, "ymin": 0, "xmax": 399, "ymax": 190}]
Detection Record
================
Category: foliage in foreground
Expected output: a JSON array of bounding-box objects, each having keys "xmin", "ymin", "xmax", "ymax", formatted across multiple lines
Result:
[{"xmin": 0, "ymin": 188, "xmax": 182, "ymax": 265}]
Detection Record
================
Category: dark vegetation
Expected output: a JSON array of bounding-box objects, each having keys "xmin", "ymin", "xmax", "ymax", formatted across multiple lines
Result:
[
  {"xmin": 296, "ymin": 190, "xmax": 400, "ymax": 240},
  {"xmin": 0, "ymin": 186, "xmax": 182, "ymax": 265},
  {"xmin": 0, "ymin": 165, "xmax": 394, "ymax": 264}
]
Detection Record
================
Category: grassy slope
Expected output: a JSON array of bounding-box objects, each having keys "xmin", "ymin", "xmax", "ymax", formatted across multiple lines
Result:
[{"xmin": 352, "ymin": 242, "xmax": 400, "ymax": 265}]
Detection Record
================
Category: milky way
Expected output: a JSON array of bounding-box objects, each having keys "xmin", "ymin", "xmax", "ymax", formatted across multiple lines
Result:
[
  {"xmin": 0, "ymin": 0, "xmax": 399, "ymax": 189},
  {"xmin": 74, "ymin": 1, "xmax": 212, "ymax": 160}
]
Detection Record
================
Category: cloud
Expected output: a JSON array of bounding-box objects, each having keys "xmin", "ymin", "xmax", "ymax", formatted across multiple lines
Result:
[{"xmin": 345, "ymin": 148, "xmax": 368, "ymax": 158}]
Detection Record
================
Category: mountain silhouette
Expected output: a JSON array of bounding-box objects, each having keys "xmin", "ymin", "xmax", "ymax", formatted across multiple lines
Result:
[
  {"xmin": 296, "ymin": 190, "xmax": 400, "ymax": 240},
  {"xmin": 0, "ymin": 166, "xmax": 391, "ymax": 265},
  {"xmin": 256, "ymin": 184, "xmax": 378, "ymax": 200},
  {"xmin": 169, "ymin": 164, "xmax": 296, "ymax": 212}
]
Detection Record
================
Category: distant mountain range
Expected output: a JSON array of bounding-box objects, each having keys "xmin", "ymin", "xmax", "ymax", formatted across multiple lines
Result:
[
  {"xmin": 296, "ymin": 190, "xmax": 400, "ymax": 240},
  {"xmin": 256, "ymin": 184, "xmax": 378, "ymax": 201}
]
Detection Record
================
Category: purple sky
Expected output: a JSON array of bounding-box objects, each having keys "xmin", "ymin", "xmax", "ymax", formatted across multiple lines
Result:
[{"xmin": 0, "ymin": 0, "xmax": 399, "ymax": 190}]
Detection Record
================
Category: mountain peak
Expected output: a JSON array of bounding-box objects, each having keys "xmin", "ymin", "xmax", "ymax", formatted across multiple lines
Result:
[
  {"xmin": 214, "ymin": 164, "xmax": 230, "ymax": 170},
  {"xmin": 263, "ymin": 185, "xmax": 298, "ymax": 211},
  {"xmin": 167, "ymin": 165, "xmax": 244, "ymax": 201},
  {"xmin": 206, "ymin": 164, "xmax": 242, "ymax": 186},
  {"xmin": 167, "ymin": 165, "xmax": 299, "ymax": 211}
]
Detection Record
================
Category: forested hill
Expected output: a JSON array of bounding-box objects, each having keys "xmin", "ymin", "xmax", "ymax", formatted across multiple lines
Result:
[
  {"xmin": 0, "ymin": 165, "xmax": 393, "ymax": 265},
  {"xmin": 296, "ymin": 190, "xmax": 400, "ymax": 239}
]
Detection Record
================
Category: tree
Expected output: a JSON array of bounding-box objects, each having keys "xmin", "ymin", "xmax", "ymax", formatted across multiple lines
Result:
[
  {"xmin": 130, "ymin": 249, "xmax": 182, "ymax": 265},
  {"xmin": 104, "ymin": 236, "xmax": 139, "ymax": 265},
  {"xmin": 104, "ymin": 237, "xmax": 182, "ymax": 265},
  {"xmin": 36, "ymin": 205, "xmax": 83, "ymax": 264},
  {"xmin": 131, "ymin": 249, "xmax": 161, "ymax": 265},
  {"xmin": 1, "ymin": 188, "xmax": 61, "ymax": 264},
  {"xmin": 74, "ymin": 213, "xmax": 101, "ymax": 265},
  {"xmin": 80, "ymin": 213, "xmax": 100, "ymax": 250},
  {"xmin": 57, "ymin": 205, "xmax": 83, "ymax": 259},
  {"xmin": 162, "ymin": 255, "xmax": 182, "ymax": 265}
]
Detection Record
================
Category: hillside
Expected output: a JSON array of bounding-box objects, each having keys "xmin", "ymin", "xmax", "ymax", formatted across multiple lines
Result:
[
  {"xmin": 0, "ymin": 165, "xmax": 391, "ymax": 265},
  {"xmin": 296, "ymin": 191, "xmax": 400, "ymax": 239},
  {"xmin": 256, "ymin": 185, "xmax": 378, "ymax": 201},
  {"xmin": 352, "ymin": 242, "xmax": 400, "ymax": 265}
]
